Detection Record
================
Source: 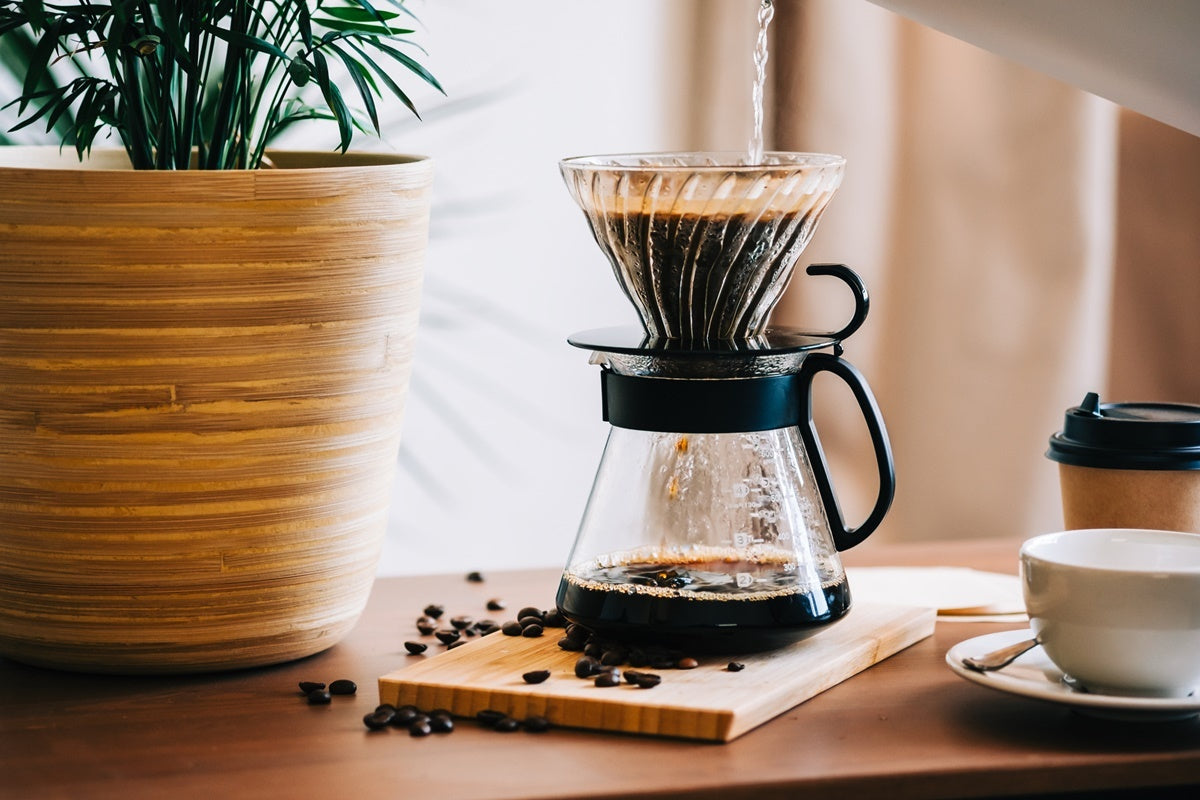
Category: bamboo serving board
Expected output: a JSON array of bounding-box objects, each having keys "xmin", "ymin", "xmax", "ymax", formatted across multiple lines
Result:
[{"xmin": 379, "ymin": 602, "xmax": 935, "ymax": 742}]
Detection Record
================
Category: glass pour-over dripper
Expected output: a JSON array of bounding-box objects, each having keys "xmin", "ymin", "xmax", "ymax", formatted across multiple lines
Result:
[{"xmin": 556, "ymin": 153, "xmax": 894, "ymax": 652}]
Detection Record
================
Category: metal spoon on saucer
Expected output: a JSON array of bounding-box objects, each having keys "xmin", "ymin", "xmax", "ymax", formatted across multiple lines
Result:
[{"xmin": 961, "ymin": 637, "xmax": 1040, "ymax": 672}]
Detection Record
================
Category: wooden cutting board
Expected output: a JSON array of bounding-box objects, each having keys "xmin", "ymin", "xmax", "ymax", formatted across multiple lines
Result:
[{"xmin": 378, "ymin": 602, "xmax": 935, "ymax": 742}]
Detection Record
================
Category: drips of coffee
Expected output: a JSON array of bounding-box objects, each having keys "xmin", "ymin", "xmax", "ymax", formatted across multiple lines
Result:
[{"xmin": 555, "ymin": 549, "xmax": 850, "ymax": 652}]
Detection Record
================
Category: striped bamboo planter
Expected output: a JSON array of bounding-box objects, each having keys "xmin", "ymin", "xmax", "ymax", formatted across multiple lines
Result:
[{"xmin": 0, "ymin": 147, "xmax": 432, "ymax": 673}]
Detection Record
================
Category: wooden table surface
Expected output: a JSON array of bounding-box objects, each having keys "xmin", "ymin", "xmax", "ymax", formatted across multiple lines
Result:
[{"xmin": 3, "ymin": 538, "xmax": 1199, "ymax": 800}]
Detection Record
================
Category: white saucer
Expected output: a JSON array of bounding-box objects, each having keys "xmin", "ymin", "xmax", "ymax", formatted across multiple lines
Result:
[{"xmin": 946, "ymin": 629, "xmax": 1200, "ymax": 721}]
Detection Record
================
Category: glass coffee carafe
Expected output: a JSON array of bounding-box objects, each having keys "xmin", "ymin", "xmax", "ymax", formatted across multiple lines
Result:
[{"xmin": 555, "ymin": 152, "xmax": 895, "ymax": 652}]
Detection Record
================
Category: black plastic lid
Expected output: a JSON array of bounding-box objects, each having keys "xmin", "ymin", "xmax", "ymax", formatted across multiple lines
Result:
[{"xmin": 1046, "ymin": 392, "xmax": 1200, "ymax": 470}]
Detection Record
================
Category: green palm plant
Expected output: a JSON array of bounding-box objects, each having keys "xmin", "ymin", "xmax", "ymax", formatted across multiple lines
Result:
[{"xmin": 0, "ymin": 0, "xmax": 441, "ymax": 169}]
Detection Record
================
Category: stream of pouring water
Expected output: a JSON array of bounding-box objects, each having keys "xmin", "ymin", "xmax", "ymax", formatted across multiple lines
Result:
[{"xmin": 747, "ymin": 0, "xmax": 775, "ymax": 165}]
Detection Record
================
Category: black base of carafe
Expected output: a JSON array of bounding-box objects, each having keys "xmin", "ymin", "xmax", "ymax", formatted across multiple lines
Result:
[{"xmin": 555, "ymin": 578, "xmax": 852, "ymax": 655}]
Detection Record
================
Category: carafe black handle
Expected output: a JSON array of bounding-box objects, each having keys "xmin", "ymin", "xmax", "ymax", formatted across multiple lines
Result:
[{"xmin": 796, "ymin": 352, "xmax": 896, "ymax": 551}]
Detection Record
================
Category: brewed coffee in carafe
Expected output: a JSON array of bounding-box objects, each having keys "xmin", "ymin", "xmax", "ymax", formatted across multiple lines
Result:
[{"xmin": 555, "ymin": 153, "xmax": 895, "ymax": 652}]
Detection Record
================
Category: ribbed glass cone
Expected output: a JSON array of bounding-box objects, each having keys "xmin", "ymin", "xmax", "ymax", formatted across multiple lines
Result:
[{"xmin": 560, "ymin": 152, "xmax": 845, "ymax": 341}]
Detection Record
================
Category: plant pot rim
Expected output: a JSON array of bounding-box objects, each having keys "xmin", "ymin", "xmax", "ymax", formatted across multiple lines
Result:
[{"xmin": 0, "ymin": 146, "xmax": 430, "ymax": 173}]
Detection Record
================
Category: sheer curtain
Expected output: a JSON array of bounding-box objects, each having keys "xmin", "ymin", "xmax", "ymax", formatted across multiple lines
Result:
[{"xmin": 679, "ymin": 0, "xmax": 1200, "ymax": 544}]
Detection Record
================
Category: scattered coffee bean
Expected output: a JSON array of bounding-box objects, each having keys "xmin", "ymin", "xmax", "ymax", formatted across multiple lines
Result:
[
  {"xmin": 410, "ymin": 721, "xmax": 432, "ymax": 737},
  {"xmin": 575, "ymin": 656, "xmax": 601, "ymax": 678},
  {"xmin": 447, "ymin": 640, "xmax": 467, "ymax": 650},
  {"xmin": 306, "ymin": 688, "xmax": 332, "ymax": 705},
  {"xmin": 557, "ymin": 636, "xmax": 584, "ymax": 652},
  {"xmin": 594, "ymin": 671, "xmax": 621, "ymax": 687},
  {"xmin": 523, "ymin": 715, "xmax": 551, "ymax": 733},
  {"xmin": 623, "ymin": 670, "xmax": 643, "ymax": 684},
  {"xmin": 543, "ymin": 609, "xmax": 566, "ymax": 628},
  {"xmin": 429, "ymin": 715, "xmax": 454, "ymax": 733},
  {"xmin": 298, "ymin": 681, "xmax": 325, "ymax": 694},
  {"xmin": 583, "ymin": 641, "xmax": 604, "ymax": 658},
  {"xmin": 475, "ymin": 621, "xmax": 500, "ymax": 636},
  {"xmin": 450, "ymin": 615, "xmax": 473, "ymax": 630},
  {"xmin": 650, "ymin": 657, "xmax": 677, "ymax": 670},
  {"xmin": 676, "ymin": 657, "xmax": 700, "ymax": 670},
  {"xmin": 476, "ymin": 709, "xmax": 506, "ymax": 728},
  {"xmin": 486, "ymin": 598, "xmax": 506, "ymax": 611},
  {"xmin": 634, "ymin": 673, "xmax": 662, "ymax": 689},
  {"xmin": 375, "ymin": 704, "xmax": 396, "ymax": 715},
  {"xmin": 600, "ymin": 649, "xmax": 626, "ymax": 666},
  {"xmin": 363, "ymin": 710, "xmax": 394, "ymax": 730},
  {"xmin": 329, "ymin": 679, "xmax": 357, "ymax": 695},
  {"xmin": 392, "ymin": 706, "xmax": 420, "ymax": 727},
  {"xmin": 521, "ymin": 624, "xmax": 544, "ymax": 638},
  {"xmin": 517, "ymin": 615, "xmax": 543, "ymax": 629},
  {"xmin": 404, "ymin": 641, "xmax": 428, "ymax": 655},
  {"xmin": 435, "ymin": 629, "xmax": 460, "ymax": 645},
  {"xmin": 493, "ymin": 716, "xmax": 521, "ymax": 732},
  {"xmin": 423, "ymin": 604, "xmax": 445, "ymax": 619},
  {"xmin": 522, "ymin": 669, "xmax": 551, "ymax": 684},
  {"xmin": 466, "ymin": 571, "xmax": 485, "ymax": 582},
  {"xmin": 517, "ymin": 606, "xmax": 543, "ymax": 622},
  {"xmin": 727, "ymin": 661, "xmax": 746, "ymax": 672},
  {"xmin": 501, "ymin": 621, "xmax": 523, "ymax": 636},
  {"xmin": 563, "ymin": 623, "xmax": 588, "ymax": 642},
  {"xmin": 416, "ymin": 619, "xmax": 437, "ymax": 636}
]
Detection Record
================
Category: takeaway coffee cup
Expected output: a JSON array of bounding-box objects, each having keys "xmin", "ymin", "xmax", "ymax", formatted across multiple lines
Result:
[
  {"xmin": 1046, "ymin": 392, "xmax": 1200, "ymax": 532},
  {"xmin": 1020, "ymin": 528, "xmax": 1200, "ymax": 697}
]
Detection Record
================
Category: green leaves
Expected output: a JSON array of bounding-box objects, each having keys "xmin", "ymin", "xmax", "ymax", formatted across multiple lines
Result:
[{"xmin": 0, "ymin": 0, "xmax": 442, "ymax": 169}]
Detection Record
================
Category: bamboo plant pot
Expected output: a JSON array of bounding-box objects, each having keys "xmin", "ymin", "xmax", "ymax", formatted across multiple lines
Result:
[{"xmin": 0, "ymin": 147, "xmax": 432, "ymax": 673}]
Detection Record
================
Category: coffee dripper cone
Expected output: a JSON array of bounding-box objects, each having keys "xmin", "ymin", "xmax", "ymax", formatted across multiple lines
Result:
[
  {"xmin": 557, "ymin": 152, "xmax": 893, "ymax": 652},
  {"xmin": 559, "ymin": 151, "xmax": 844, "ymax": 342}
]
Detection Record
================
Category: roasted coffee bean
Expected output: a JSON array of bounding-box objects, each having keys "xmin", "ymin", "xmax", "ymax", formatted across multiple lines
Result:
[
  {"xmin": 429, "ymin": 715, "xmax": 454, "ymax": 733},
  {"xmin": 600, "ymin": 649, "xmax": 626, "ymax": 666},
  {"xmin": 476, "ymin": 709, "xmax": 506, "ymax": 728},
  {"xmin": 466, "ymin": 571, "xmax": 485, "ymax": 582},
  {"xmin": 462, "ymin": 628, "xmax": 477, "ymax": 637},
  {"xmin": 542, "ymin": 609, "xmax": 566, "ymax": 628},
  {"xmin": 435, "ymin": 629, "xmax": 461, "ymax": 645},
  {"xmin": 298, "ymin": 681, "xmax": 325, "ymax": 694},
  {"xmin": 404, "ymin": 641, "xmax": 428, "ymax": 655},
  {"xmin": 410, "ymin": 721, "xmax": 432, "ymax": 737},
  {"xmin": 416, "ymin": 619, "xmax": 437, "ymax": 636},
  {"xmin": 363, "ymin": 710, "xmax": 394, "ymax": 730},
  {"xmin": 623, "ymin": 670, "xmax": 643, "ymax": 684},
  {"xmin": 563, "ymin": 623, "xmax": 588, "ymax": 642},
  {"xmin": 650, "ymin": 657, "xmax": 677, "ymax": 670},
  {"xmin": 557, "ymin": 636, "xmax": 584, "ymax": 652},
  {"xmin": 447, "ymin": 640, "xmax": 466, "ymax": 650},
  {"xmin": 423, "ymin": 604, "xmax": 445, "ymax": 619},
  {"xmin": 306, "ymin": 688, "xmax": 332, "ymax": 705},
  {"xmin": 523, "ymin": 715, "xmax": 551, "ymax": 733},
  {"xmin": 522, "ymin": 669, "xmax": 551, "ymax": 684},
  {"xmin": 486, "ymin": 598, "xmax": 506, "ymax": 611},
  {"xmin": 727, "ymin": 661, "xmax": 746, "ymax": 672},
  {"xmin": 501, "ymin": 621, "xmax": 523, "ymax": 636},
  {"xmin": 450, "ymin": 615, "xmax": 473, "ymax": 630},
  {"xmin": 475, "ymin": 622, "xmax": 500, "ymax": 636},
  {"xmin": 575, "ymin": 656, "xmax": 601, "ymax": 678},
  {"xmin": 329, "ymin": 679, "xmax": 357, "ymax": 695},
  {"xmin": 594, "ymin": 671, "xmax": 621, "ymax": 687},
  {"xmin": 676, "ymin": 657, "xmax": 699, "ymax": 670},
  {"xmin": 518, "ymin": 615, "xmax": 543, "ymax": 629},
  {"xmin": 493, "ymin": 716, "xmax": 521, "ymax": 732},
  {"xmin": 517, "ymin": 606, "xmax": 543, "ymax": 621},
  {"xmin": 392, "ymin": 706, "xmax": 419, "ymax": 727},
  {"xmin": 411, "ymin": 714, "xmax": 431, "ymax": 728},
  {"xmin": 634, "ymin": 673, "xmax": 662, "ymax": 689},
  {"xmin": 583, "ymin": 641, "xmax": 604, "ymax": 658},
  {"xmin": 521, "ymin": 624, "xmax": 544, "ymax": 638},
  {"xmin": 375, "ymin": 704, "xmax": 397, "ymax": 715}
]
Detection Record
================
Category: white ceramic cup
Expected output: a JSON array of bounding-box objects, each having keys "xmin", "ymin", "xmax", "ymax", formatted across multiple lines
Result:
[{"xmin": 1020, "ymin": 528, "xmax": 1200, "ymax": 697}]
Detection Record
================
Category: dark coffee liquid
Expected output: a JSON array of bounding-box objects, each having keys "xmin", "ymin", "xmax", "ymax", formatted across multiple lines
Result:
[
  {"xmin": 556, "ymin": 553, "xmax": 850, "ymax": 653},
  {"xmin": 598, "ymin": 207, "xmax": 818, "ymax": 341}
]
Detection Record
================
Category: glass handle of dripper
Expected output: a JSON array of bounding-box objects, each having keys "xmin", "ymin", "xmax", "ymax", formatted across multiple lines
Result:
[{"xmin": 796, "ymin": 352, "xmax": 896, "ymax": 551}]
